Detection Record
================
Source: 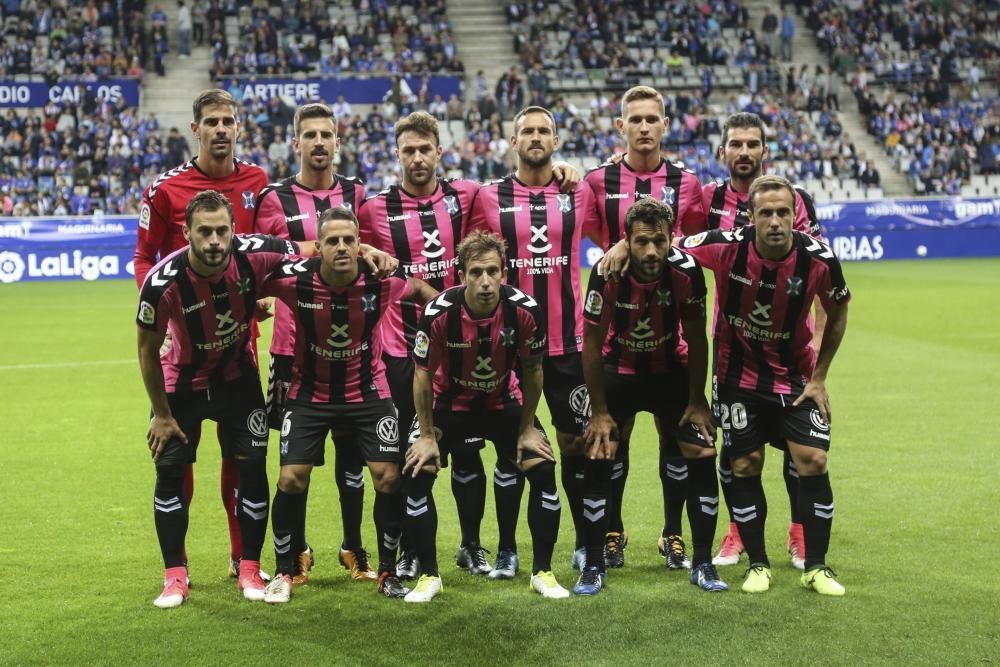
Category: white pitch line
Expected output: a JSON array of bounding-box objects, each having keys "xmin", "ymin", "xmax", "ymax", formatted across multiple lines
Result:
[{"xmin": 0, "ymin": 359, "xmax": 135, "ymax": 371}]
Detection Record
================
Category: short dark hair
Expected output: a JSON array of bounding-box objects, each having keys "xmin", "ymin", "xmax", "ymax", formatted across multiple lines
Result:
[
  {"xmin": 747, "ymin": 175, "xmax": 796, "ymax": 214},
  {"xmin": 293, "ymin": 103, "xmax": 336, "ymax": 136},
  {"xmin": 192, "ymin": 89, "xmax": 238, "ymax": 123},
  {"xmin": 316, "ymin": 206, "xmax": 359, "ymax": 238},
  {"xmin": 394, "ymin": 110, "xmax": 440, "ymax": 147},
  {"xmin": 621, "ymin": 85, "xmax": 665, "ymax": 116},
  {"xmin": 624, "ymin": 197, "xmax": 675, "ymax": 236},
  {"xmin": 185, "ymin": 189, "xmax": 233, "ymax": 228},
  {"xmin": 512, "ymin": 105, "xmax": 556, "ymax": 134},
  {"xmin": 721, "ymin": 112, "xmax": 767, "ymax": 145},
  {"xmin": 457, "ymin": 230, "xmax": 507, "ymax": 272}
]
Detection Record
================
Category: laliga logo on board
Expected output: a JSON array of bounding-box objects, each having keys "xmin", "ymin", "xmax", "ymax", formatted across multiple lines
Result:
[
  {"xmin": 0, "ymin": 251, "xmax": 25, "ymax": 283},
  {"xmin": 0, "ymin": 250, "xmax": 120, "ymax": 282}
]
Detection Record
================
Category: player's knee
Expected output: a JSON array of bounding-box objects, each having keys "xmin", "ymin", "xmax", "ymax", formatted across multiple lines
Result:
[
  {"xmin": 156, "ymin": 464, "xmax": 186, "ymax": 492},
  {"xmin": 731, "ymin": 451, "xmax": 763, "ymax": 477},
  {"xmin": 556, "ymin": 431, "xmax": 586, "ymax": 456},
  {"xmin": 278, "ymin": 467, "xmax": 310, "ymax": 494},
  {"xmin": 523, "ymin": 459, "xmax": 556, "ymax": 483},
  {"xmin": 679, "ymin": 441, "xmax": 716, "ymax": 460},
  {"xmin": 794, "ymin": 448, "xmax": 827, "ymax": 476},
  {"xmin": 370, "ymin": 464, "xmax": 401, "ymax": 494}
]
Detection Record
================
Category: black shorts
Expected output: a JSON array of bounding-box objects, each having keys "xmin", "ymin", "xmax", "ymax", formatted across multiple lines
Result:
[
  {"xmin": 604, "ymin": 368, "xmax": 711, "ymax": 454},
  {"xmin": 280, "ymin": 398, "xmax": 401, "ymax": 466},
  {"xmin": 383, "ymin": 353, "xmax": 415, "ymax": 439},
  {"xmin": 715, "ymin": 385, "xmax": 832, "ymax": 459},
  {"xmin": 542, "ymin": 352, "xmax": 589, "ymax": 436},
  {"xmin": 405, "ymin": 408, "xmax": 541, "ymax": 469},
  {"xmin": 266, "ymin": 353, "xmax": 293, "ymax": 430},
  {"xmin": 155, "ymin": 378, "xmax": 269, "ymax": 468}
]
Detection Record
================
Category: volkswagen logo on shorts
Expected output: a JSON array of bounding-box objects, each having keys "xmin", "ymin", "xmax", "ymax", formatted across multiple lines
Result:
[
  {"xmin": 376, "ymin": 416, "xmax": 399, "ymax": 445},
  {"xmin": 569, "ymin": 385, "xmax": 591, "ymax": 417},
  {"xmin": 809, "ymin": 409, "xmax": 830, "ymax": 432},
  {"xmin": 247, "ymin": 409, "xmax": 268, "ymax": 437}
]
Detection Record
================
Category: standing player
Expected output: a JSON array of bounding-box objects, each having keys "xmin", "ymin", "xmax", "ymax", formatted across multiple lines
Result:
[
  {"xmin": 358, "ymin": 111, "xmax": 491, "ymax": 579},
  {"xmin": 402, "ymin": 231, "xmax": 567, "ymax": 602},
  {"xmin": 468, "ymin": 106, "xmax": 599, "ymax": 580},
  {"xmin": 584, "ymin": 85, "xmax": 707, "ymax": 570},
  {"xmin": 134, "ymin": 89, "xmax": 270, "ymax": 578},
  {"xmin": 254, "ymin": 103, "xmax": 368, "ymax": 585},
  {"xmin": 580, "ymin": 198, "xmax": 725, "ymax": 595},
  {"xmin": 137, "ymin": 190, "xmax": 296, "ymax": 608},
  {"xmin": 260, "ymin": 208, "xmax": 436, "ymax": 603},
  {"xmin": 680, "ymin": 175, "xmax": 850, "ymax": 596},
  {"xmin": 702, "ymin": 112, "xmax": 823, "ymax": 570}
]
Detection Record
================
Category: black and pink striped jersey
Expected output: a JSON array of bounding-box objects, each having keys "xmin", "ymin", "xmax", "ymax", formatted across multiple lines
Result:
[
  {"xmin": 262, "ymin": 259, "xmax": 407, "ymax": 404},
  {"xmin": 681, "ymin": 228, "xmax": 851, "ymax": 395},
  {"xmin": 701, "ymin": 179, "xmax": 821, "ymax": 238},
  {"xmin": 585, "ymin": 158, "xmax": 706, "ymax": 247},
  {"xmin": 136, "ymin": 234, "xmax": 296, "ymax": 392},
  {"xmin": 254, "ymin": 175, "xmax": 367, "ymax": 357},
  {"xmin": 468, "ymin": 175, "xmax": 598, "ymax": 357},
  {"xmin": 358, "ymin": 179, "xmax": 479, "ymax": 357},
  {"xmin": 413, "ymin": 284, "xmax": 546, "ymax": 412},
  {"xmin": 582, "ymin": 247, "xmax": 707, "ymax": 375}
]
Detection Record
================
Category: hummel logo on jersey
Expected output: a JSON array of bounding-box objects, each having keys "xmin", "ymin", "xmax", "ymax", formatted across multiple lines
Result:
[
  {"xmin": 528, "ymin": 224, "xmax": 551, "ymax": 254},
  {"xmin": 215, "ymin": 310, "xmax": 239, "ymax": 336},
  {"xmin": 748, "ymin": 301, "xmax": 773, "ymax": 327},
  {"xmin": 556, "ymin": 193, "xmax": 573, "ymax": 213},
  {"xmin": 471, "ymin": 356, "xmax": 496, "ymax": 380},
  {"xmin": 631, "ymin": 318, "xmax": 654, "ymax": 340},
  {"xmin": 443, "ymin": 195, "xmax": 459, "ymax": 214},
  {"xmin": 804, "ymin": 237, "xmax": 834, "ymax": 259},
  {"xmin": 507, "ymin": 286, "xmax": 537, "ymax": 308},
  {"xmin": 236, "ymin": 277, "xmax": 252, "ymax": 295},
  {"xmin": 361, "ymin": 293, "xmax": 377, "ymax": 313},
  {"xmin": 282, "ymin": 260, "xmax": 309, "ymax": 274},
  {"xmin": 420, "ymin": 229, "xmax": 445, "ymax": 258},
  {"xmin": 785, "ymin": 276, "xmax": 804, "ymax": 296},
  {"xmin": 656, "ymin": 289, "xmax": 672, "ymax": 306},
  {"xmin": 237, "ymin": 236, "xmax": 265, "ymax": 252},
  {"xmin": 499, "ymin": 328, "xmax": 515, "ymax": 347},
  {"xmin": 327, "ymin": 323, "xmax": 352, "ymax": 348},
  {"xmin": 149, "ymin": 261, "xmax": 178, "ymax": 287},
  {"xmin": 424, "ymin": 293, "xmax": 453, "ymax": 316}
]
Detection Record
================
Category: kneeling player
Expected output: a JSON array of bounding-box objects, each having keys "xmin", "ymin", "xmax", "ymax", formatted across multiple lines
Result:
[
  {"xmin": 581, "ymin": 198, "xmax": 726, "ymax": 594},
  {"xmin": 402, "ymin": 231, "xmax": 568, "ymax": 602},
  {"xmin": 259, "ymin": 208, "xmax": 436, "ymax": 603}
]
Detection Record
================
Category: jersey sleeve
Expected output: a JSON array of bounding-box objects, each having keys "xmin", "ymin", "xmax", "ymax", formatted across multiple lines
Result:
[
  {"xmin": 253, "ymin": 187, "xmax": 284, "ymax": 236},
  {"xmin": 583, "ymin": 169, "xmax": 610, "ymax": 249},
  {"xmin": 388, "ymin": 266, "xmax": 410, "ymax": 302},
  {"xmin": 582, "ymin": 268, "xmax": 609, "ymax": 326},
  {"xmin": 519, "ymin": 304, "xmax": 547, "ymax": 358},
  {"xmin": 258, "ymin": 258, "xmax": 306, "ymax": 304},
  {"xmin": 679, "ymin": 229, "xmax": 730, "ymax": 271},
  {"xmin": 670, "ymin": 251, "xmax": 708, "ymax": 321},
  {"xmin": 357, "ymin": 196, "xmax": 379, "ymax": 248},
  {"xmin": 466, "ymin": 186, "xmax": 493, "ymax": 234},
  {"xmin": 134, "ymin": 186, "xmax": 170, "ymax": 288},
  {"xmin": 136, "ymin": 279, "xmax": 173, "ymax": 334},
  {"xmin": 678, "ymin": 171, "xmax": 707, "ymax": 236},
  {"xmin": 413, "ymin": 298, "xmax": 447, "ymax": 371},
  {"xmin": 816, "ymin": 255, "xmax": 851, "ymax": 310},
  {"xmin": 578, "ymin": 181, "xmax": 601, "ymax": 244},
  {"xmin": 234, "ymin": 234, "xmax": 298, "ymax": 255},
  {"xmin": 793, "ymin": 187, "xmax": 822, "ymax": 239}
]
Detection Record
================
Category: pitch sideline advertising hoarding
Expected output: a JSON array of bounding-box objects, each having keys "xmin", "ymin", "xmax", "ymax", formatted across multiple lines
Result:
[
  {"xmin": 1, "ymin": 198, "xmax": 999, "ymax": 282},
  {"xmin": 0, "ymin": 80, "xmax": 141, "ymax": 108}
]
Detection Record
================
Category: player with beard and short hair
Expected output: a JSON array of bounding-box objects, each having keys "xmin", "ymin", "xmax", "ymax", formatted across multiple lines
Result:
[
  {"xmin": 402, "ymin": 231, "xmax": 568, "ymax": 602},
  {"xmin": 468, "ymin": 106, "xmax": 599, "ymax": 582},
  {"xmin": 259, "ymin": 207, "xmax": 437, "ymax": 603},
  {"xmin": 584, "ymin": 85, "xmax": 707, "ymax": 572},
  {"xmin": 137, "ymin": 190, "xmax": 300, "ymax": 608},
  {"xmin": 579, "ymin": 197, "xmax": 726, "ymax": 595},
  {"xmin": 680, "ymin": 175, "xmax": 850, "ymax": 596},
  {"xmin": 254, "ymin": 103, "xmax": 369, "ymax": 586},
  {"xmin": 134, "ymin": 89, "xmax": 271, "ymax": 582}
]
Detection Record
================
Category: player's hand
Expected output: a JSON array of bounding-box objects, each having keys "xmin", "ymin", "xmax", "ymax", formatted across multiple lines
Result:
[
  {"xmin": 608, "ymin": 152, "xmax": 624, "ymax": 165},
  {"xmin": 255, "ymin": 298, "xmax": 274, "ymax": 321},
  {"xmin": 403, "ymin": 434, "xmax": 441, "ymax": 477},
  {"xmin": 793, "ymin": 379, "xmax": 831, "ymax": 424},
  {"xmin": 597, "ymin": 239, "xmax": 629, "ymax": 281},
  {"xmin": 552, "ymin": 160, "xmax": 580, "ymax": 193},
  {"xmin": 158, "ymin": 331, "xmax": 173, "ymax": 357},
  {"xmin": 584, "ymin": 411, "xmax": 619, "ymax": 460},
  {"xmin": 273, "ymin": 380, "xmax": 290, "ymax": 410},
  {"xmin": 517, "ymin": 427, "xmax": 555, "ymax": 465},
  {"xmin": 147, "ymin": 415, "xmax": 187, "ymax": 463},
  {"xmin": 679, "ymin": 399, "xmax": 716, "ymax": 446},
  {"xmin": 359, "ymin": 245, "xmax": 399, "ymax": 279}
]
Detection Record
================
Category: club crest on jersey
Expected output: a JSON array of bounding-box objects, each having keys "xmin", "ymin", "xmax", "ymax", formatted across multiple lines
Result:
[
  {"xmin": 361, "ymin": 293, "xmax": 377, "ymax": 313},
  {"xmin": 241, "ymin": 190, "xmax": 256, "ymax": 209},
  {"xmin": 413, "ymin": 330, "xmax": 430, "ymax": 358},
  {"xmin": 471, "ymin": 355, "xmax": 496, "ymax": 380},
  {"xmin": 661, "ymin": 186, "xmax": 676, "ymax": 205},
  {"xmin": 499, "ymin": 328, "xmax": 515, "ymax": 347},
  {"xmin": 656, "ymin": 289, "xmax": 672, "ymax": 306},
  {"xmin": 786, "ymin": 277, "xmax": 803, "ymax": 296},
  {"xmin": 556, "ymin": 193, "xmax": 573, "ymax": 213},
  {"xmin": 443, "ymin": 195, "xmax": 459, "ymax": 214},
  {"xmin": 236, "ymin": 277, "xmax": 252, "ymax": 295}
]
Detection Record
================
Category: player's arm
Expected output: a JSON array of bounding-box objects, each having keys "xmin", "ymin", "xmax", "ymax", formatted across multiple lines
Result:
[
  {"xmin": 134, "ymin": 197, "xmax": 167, "ymax": 288},
  {"xmin": 678, "ymin": 310, "xmax": 715, "ymax": 445},
  {"xmin": 515, "ymin": 354, "xmax": 554, "ymax": 466},
  {"xmin": 597, "ymin": 238, "xmax": 629, "ymax": 280},
  {"xmin": 811, "ymin": 297, "xmax": 828, "ymax": 351},
  {"xmin": 582, "ymin": 317, "xmax": 618, "ymax": 460},
  {"xmin": 137, "ymin": 327, "xmax": 187, "ymax": 461},
  {"xmin": 552, "ymin": 160, "xmax": 580, "ymax": 193},
  {"xmin": 793, "ymin": 299, "xmax": 848, "ymax": 424},
  {"xmin": 405, "ymin": 277, "xmax": 438, "ymax": 306},
  {"xmin": 403, "ymin": 365, "xmax": 441, "ymax": 477},
  {"xmin": 358, "ymin": 243, "xmax": 398, "ymax": 278}
]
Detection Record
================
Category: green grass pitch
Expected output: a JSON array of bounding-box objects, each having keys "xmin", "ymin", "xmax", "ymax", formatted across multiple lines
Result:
[{"xmin": 1, "ymin": 259, "xmax": 997, "ymax": 665}]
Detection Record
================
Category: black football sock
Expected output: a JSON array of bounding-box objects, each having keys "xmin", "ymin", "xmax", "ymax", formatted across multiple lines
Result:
[
  {"xmin": 730, "ymin": 475, "xmax": 769, "ymax": 566},
  {"xmin": 560, "ymin": 454, "xmax": 586, "ymax": 549},
  {"xmin": 451, "ymin": 450, "xmax": 486, "ymax": 547},
  {"xmin": 582, "ymin": 458, "xmax": 612, "ymax": 571},
  {"xmin": 236, "ymin": 458, "xmax": 269, "ymax": 562},
  {"xmin": 608, "ymin": 439, "xmax": 629, "ymax": 534},
  {"xmin": 660, "ymin": 447, "xmax": 688, "ymax": 537},
  {"xmin": 271, "ymin": 488, "xmax": 304, "ymax": 576},
  {"xmin": 783, "ymin": 450, "xmax": 802, "ymax": 524},
  {"xmin": 525, "ymin": 461, "xmax": 561, "ymax": 574},
  {"xmin": 718, "ymin": 446, "xmax": 736, "ymax": 523},
  {"xmin": 335, "ymin": 450, "xmax": 365, "ymax": 552},
  {"xmin": 374, "ymin": 490, "xmax": 403, "ymax": 574},
  {"xmin": 798, "ymin": 472, "xmax": 834, "ymax": 570},
  {"xmin": 493, "ymin": 456, "xmax": 525, "ymax": 553},
  {"xmin": 405, "ymin": 472, "xmax": 439, "ymax": 576},
  {"xmin": 154, "ymin": 464, "xmax": 189, "ymax": 569},
  {"xmin": 685, "ymin": 456, "xmax": 720, "ymax": 567},
  {"xmin": 293, "ymin": 485, "xmax": 310, "ymax": 555}
]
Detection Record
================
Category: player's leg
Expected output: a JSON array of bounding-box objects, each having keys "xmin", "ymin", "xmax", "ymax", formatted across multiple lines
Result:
[
  {"xmin": 451, "ymin": 443, "xmax": 491, "ymax": 576},
  {"xmin": 658, "ymin": 430, "xmax": 692, "ymax": 570},
  {"xmin": 713, "ymin": 376, "xmax": 744, "ymax": 566},
  {"xmin": 383, "ymin": 354, "xmax": 419, "ymax": 579},
  {"xmin": 218, "ymin": 423, "xmax": 242, "ymax": 576},
  {"xmin": 604, "ymin": 416, "xmax": 632, "ymax": 569},
  {"xmin": 783, "ymin": 448, "xmax": 805, "ymax": 569},
  {"xmin": 330, "ymin": 430, "xmax": 377, "ymax": 582}
]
